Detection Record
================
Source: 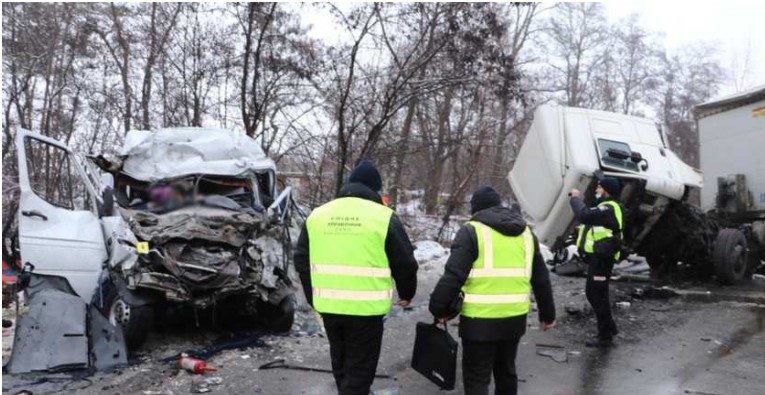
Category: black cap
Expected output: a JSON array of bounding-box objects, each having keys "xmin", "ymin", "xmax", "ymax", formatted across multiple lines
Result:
[
  {"xmin": 598, "ymin": 177, "xmax": 621, "ymax": 197},
  {"xmin": 348, "ymin": 160, "xmax": 383, "ymax": 192},
  {"xmin": 470, "ymin": 186, "xmax": 502, "ymax": 214}
]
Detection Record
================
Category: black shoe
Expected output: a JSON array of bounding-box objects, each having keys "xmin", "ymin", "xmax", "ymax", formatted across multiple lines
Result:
[{"xmin": 585, "ymin": 336, "xmax": 614, "ymax": 348}]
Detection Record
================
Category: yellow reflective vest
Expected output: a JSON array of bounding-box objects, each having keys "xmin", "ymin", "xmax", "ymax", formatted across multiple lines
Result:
[
  {"xmin": 461, "ymin": 221, "xmax": 534, "ymax": 319},
  {"xmin": 306, "ymin": 197, "xmax": 394, "ymax": 316},
  {"xmin": 576, "ymin": 200, "xmax": 624, "ymax": 260}
]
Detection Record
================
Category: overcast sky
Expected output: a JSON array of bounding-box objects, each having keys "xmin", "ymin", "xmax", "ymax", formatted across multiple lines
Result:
[
  {"xmin": 299, "ymin": 2, "xmax": 765, "ymax": 98},
  {"xmin": 605, "ymin": 1, "xmax": 765, "ymax": 95}
]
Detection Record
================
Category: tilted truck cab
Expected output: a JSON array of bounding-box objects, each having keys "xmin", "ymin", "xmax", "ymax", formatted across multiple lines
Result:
[{"xmin": 509, "ymin": 104, "xmax": 760, "ymax": 283}]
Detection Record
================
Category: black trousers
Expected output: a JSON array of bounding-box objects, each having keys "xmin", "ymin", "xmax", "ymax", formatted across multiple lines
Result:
[
  {"xmin": 462, "ymin": 336, "xmax": 521, "ymax": 395},
  {"xmin": 584, "ymin": 253, "xmax": 618, "ymax": 339},
  {"xmin": 322, "ymin": 314, "xmax": 384, "ymax": 395}
]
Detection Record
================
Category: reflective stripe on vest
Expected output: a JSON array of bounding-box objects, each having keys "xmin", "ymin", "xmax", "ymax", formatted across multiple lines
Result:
[
  {"xmin": 461, "ymin": 222, "xmax": 534, "ymax": 319},
  {"xmin": 576, "ymin": 200, "xmax": 624, "ymax": 260},
  {"xmin": 306, "ymin": 197, "xmax": 394, "ymax": 316}
]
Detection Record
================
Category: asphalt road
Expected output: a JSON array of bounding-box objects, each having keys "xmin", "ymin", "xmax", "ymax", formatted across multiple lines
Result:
[{"xmin": 3, "ymin": 263, "xmax": 764, "ymax": 395}]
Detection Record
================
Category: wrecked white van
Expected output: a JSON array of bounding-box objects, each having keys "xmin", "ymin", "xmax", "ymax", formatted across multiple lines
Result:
[{"xmin": 16, "ymin": 128, "xmax": 295, "ymax": 349}]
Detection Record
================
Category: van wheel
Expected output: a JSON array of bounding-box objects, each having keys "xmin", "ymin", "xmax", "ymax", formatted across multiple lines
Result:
[
  {"xmin": 713, "ymin": 229, "xmax": 749, "ymax": 285},
  {"xmin": 259, "ymin": 294, "xmax": 295, "ymax": 333},
  {"xmin": 104, "ymin": 287, "xmax": 153, "ymax": 350}
]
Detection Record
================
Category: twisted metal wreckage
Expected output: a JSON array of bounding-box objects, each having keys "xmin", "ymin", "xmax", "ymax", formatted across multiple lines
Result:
[{"xmin": 8, "ymin": 128, "xmax": 300, "ymax": 375}]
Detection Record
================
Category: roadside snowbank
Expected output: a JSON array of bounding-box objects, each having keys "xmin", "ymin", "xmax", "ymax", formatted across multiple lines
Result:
[{"xmin": 413, "ymin": 240, "xmax": 447, "ymax": 262}]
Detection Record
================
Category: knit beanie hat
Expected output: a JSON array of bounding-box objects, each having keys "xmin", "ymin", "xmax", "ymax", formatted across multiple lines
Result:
[
  {"xmin": 470, "ymin": 186, "xmax": 502, "ymax": 214},
  {"xmin": 599, "ymin": 177, "xmax": 621, "ymax": 197},
  {"xmin": 348, "ymin": 160, "xmax": 383, "ymax": 192}
]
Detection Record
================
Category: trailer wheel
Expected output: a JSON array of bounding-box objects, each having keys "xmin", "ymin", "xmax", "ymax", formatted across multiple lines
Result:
[{"xmin": 713, "ymin": 228, "xmax": 749, "ymax": 285}]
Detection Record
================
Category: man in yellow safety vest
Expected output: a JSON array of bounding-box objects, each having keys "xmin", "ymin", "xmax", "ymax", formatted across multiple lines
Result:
[
  {"xmin": 430, "ymin": 186, "xmax": 556, "ymax": 395},
  {"xmin": 294, "ymin": 160, "xmax": 418, "ymax": 395},
  {"xmin": 570, "ymin": 176, "xmax": 625, "ymax": 348}
]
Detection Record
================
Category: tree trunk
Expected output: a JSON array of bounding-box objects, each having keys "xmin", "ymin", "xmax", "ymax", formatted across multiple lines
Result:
[
  {"xmin": 390, "ymin": 98, "xmax": 417, "ymax": 207},
  {"xmin": 140, "ymin": 3, "xmax": 158, "ymax": 130},
  {"xmin": 422, "ymin": 88, "xmax": 454, "ymax": 215},
  {"xmin": 490, "ymin": 97, "xmax": 510, "ymax": 186}
]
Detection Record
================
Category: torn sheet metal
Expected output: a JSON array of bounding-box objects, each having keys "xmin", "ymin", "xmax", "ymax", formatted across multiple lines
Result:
[
  {"xmin": 252, "ymin": 234, "xmax": 286, "ymax": 289},
  {"xmin": 162, "ymin": 243, "xmax": 240, "ymax": 289},
  {"xmin": 6, "ymin": 274, "xmax": 127, "ymax": 374},
  {"xmin": 120, "ymin": 128, "xmax": 275, "ymax": 182},
  {"xmin": 88, "ymin": 304, "xmax": 128, "ymax": 371},
  {"xmin": 124, "ymin": 207, "xmax": 262, "ymax": 247},
  {"xmin": 102, "ymin": 216, "xmax": 139, "ymax": 272},
  {"xmin": 6, "ymin": 289, "xmax": 89, "ymax": 373}
]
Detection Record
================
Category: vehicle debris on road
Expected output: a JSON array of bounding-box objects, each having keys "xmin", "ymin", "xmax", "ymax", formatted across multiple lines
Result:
[
  {"xmin": 180, "ymin": 353, "xmax": 218, "ymax": 374},
  {"xmin": 535, "ymin": 344, "xmax": 568, "ymax": 363},
  {"xmin": 190, "ymin": 376, "xmax": 224, "ymax": 394},
  {"xmin": 5, "ymin": 271, "xmax": 127, "ymax": 375}
]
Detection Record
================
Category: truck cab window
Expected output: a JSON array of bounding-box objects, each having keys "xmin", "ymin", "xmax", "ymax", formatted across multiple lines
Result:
[{"xmin": 597, "ymin": 139, "xmax": 638, "ymax": 171}]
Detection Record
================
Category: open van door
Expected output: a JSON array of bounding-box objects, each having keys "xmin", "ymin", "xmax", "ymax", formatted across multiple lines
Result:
[{"xmin": 16, "ymin": 130, "xmax": 106, "ymax": 302}]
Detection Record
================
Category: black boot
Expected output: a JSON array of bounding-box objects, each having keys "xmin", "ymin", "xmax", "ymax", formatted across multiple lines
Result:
[{"xmin": 585, "ymin": 336, "xmax": 613, "ymax": 348}]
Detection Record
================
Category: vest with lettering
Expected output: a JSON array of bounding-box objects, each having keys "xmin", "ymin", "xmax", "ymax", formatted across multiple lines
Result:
[
  {"xmin": 306, "ymin": 197, "xmax": 394, "ymax": 316},
  {"xmin": 460, "ymin": 222, "xmax": 534, "ymax": 319},
  {"xmin": 576, "ymin": 200, "xmax": 624, "ymax": 260}
]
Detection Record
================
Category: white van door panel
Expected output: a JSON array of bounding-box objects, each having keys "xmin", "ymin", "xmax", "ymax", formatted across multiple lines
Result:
[{"xmin": 16, "ymin": 130, "xmax": 106, "ymax": 302}]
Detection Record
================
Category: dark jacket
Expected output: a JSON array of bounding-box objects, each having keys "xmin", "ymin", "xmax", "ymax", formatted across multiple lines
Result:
[
  {"xmin": 570, "ymin": 196, "xmax": 624, "ymax": 258},
  {"xmin": 428, "ymin": 206, "xmax": 556, "ymax": 342},
  {"xmin": 293, "ymin": 182, "xmax": 418, "ymax": 313}
]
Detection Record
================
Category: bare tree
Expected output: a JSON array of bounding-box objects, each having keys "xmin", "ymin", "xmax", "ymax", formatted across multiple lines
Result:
[
  {"xmin": 93, "ymin": 3, "xmax": 134, "ymax": 134},
  {"xmin": 543, "ymin": 3, "xmax": 611, "ymax": 107},
  {"xmin": 728, "ymin": 33, "xmax": 758, "ymax": 92},
  {"xmin": 139, "ymin": 2, "xmax": 181, "ymax": 130},
  {"xmin": 655, "ymin": 43, "xmax": 724, "ymax": 166}
]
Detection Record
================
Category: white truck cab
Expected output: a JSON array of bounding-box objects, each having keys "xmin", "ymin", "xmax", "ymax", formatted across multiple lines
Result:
[{"xmin": 509, "ymin": 105, "xmax": 702, "ymax": 250}]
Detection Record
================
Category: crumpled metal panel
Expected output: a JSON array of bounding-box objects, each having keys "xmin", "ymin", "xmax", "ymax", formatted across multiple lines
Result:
[
  {"xmin": 124, "ymin": 207, "xmax": 261, "ymax": 247},
  {"xmin": 252, "ymin": 234, "xmax": 286, "ymax": 289},
  {"xmin": 6, "ymin": 274, "xmax": 128, "ymax": 375},
  {"xmin": 89, "ymin": 304, "xmax": 128, "ymax": 371},
  {"xmin": 162, "ymin": 243, "xmax": 240, "ymax": 289},
  {"xmin": 119, "ymin": 128, "xmax": 275, "ymax": 182},
  {"xmin": 102, "ymin": 216, "xmax": 139, "ymax": 271},
  {"xmin": 6, "ymin": 289, "xmax": 89, "ymax": 374}
]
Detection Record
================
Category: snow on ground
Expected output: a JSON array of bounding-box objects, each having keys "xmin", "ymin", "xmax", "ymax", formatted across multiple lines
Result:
[
  {"xmin": 413, "ymin": 240, "xmax": 447, "ymax": 262},
  {"xmin": 411, "ymin": 240, "xmax": 450, "ymax": 285},
  {"xmin": 397, "ymin": 199, "xmax": 422, "ymax": 217},
  {"xmin": 539, "ymin": 244, "xmax": 554, "ymax": 263},
  {"xmin": 398, "ymin": 213, "xmax": 465, "ymax": 244}
]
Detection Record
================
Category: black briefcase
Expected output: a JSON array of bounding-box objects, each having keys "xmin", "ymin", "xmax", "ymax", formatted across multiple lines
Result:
[{"xmin": 411, "ymin": 321, "xmax": 458, "ymax": 390}]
